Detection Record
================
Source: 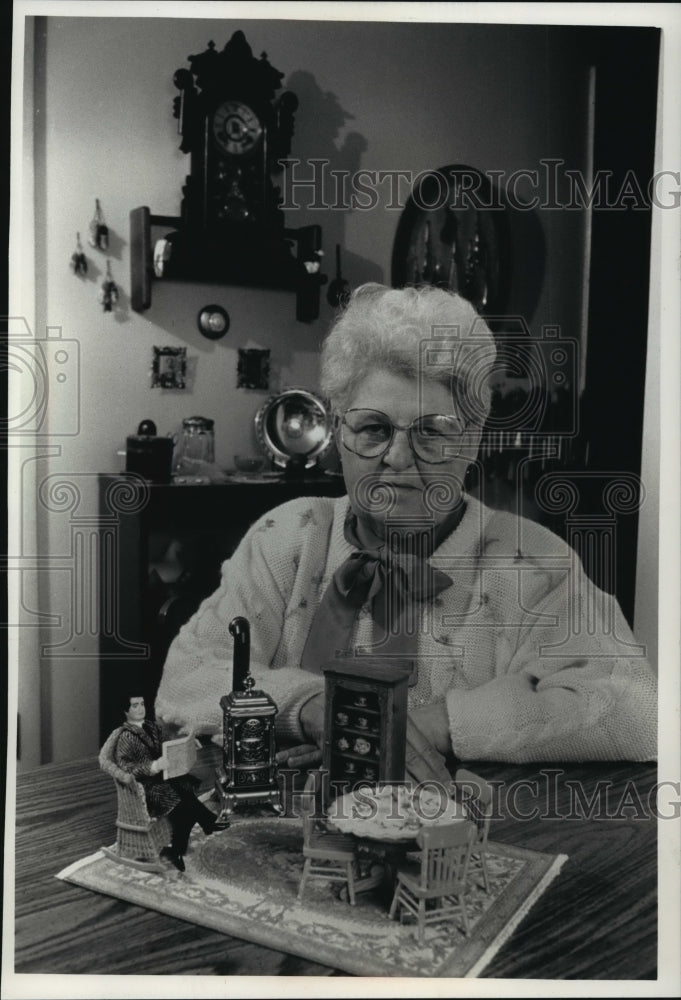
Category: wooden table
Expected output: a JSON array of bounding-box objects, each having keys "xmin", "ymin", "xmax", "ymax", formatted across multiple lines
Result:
[{"xmin": 12, "ymin": 753, "xmax": 658, "ymax": 979}]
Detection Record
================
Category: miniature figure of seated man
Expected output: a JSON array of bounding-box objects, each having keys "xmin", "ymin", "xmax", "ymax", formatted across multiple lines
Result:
[{"xmin": 114, "ymin": 692, "xmax": 225, "ymax": 871}]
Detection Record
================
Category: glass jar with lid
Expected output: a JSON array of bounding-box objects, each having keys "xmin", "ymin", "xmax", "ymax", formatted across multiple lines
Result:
[{"xmin": 173, "ymin": 415, "xmax": 215, "ymax": 470}]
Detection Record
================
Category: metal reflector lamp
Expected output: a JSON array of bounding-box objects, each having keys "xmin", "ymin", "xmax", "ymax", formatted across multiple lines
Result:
[{"xmin": 255, "ymin": 388, "xmax": 333, "ymax": 470}]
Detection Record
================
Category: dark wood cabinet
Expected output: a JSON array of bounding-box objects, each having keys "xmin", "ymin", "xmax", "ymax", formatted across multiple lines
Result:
[
  {"xmin": 98, "ymin": 474, "xmax": 345, "ymax": 741},
  {"xmin": 322, "ymin": 660, "xmax": 411, "ymax": 799}
]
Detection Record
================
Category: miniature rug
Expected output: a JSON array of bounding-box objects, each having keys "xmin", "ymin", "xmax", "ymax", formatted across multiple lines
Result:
[{"xmin": 57, "ymin": 817, "xmax": 567, "ymax": 978}]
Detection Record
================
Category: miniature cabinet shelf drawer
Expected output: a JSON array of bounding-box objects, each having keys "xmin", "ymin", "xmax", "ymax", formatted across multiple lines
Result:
[{"xmin": 322, "ymin": 659, "xmax": 412, "ymax": 795}]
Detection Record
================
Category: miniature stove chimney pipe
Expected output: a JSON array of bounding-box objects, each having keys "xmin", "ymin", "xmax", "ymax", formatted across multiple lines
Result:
[{"xmin": 229, "ymin": 616, "xmax": 251, "ymax": 693}]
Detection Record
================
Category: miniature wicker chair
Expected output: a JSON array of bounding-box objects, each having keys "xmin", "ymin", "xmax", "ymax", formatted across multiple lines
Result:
[{"xmin": 99, "ymin": 727, "xmax": 172, "ymax": 872}]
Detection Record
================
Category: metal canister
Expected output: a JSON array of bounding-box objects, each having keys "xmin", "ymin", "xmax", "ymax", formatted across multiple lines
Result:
[{"xmin": 126, "ymin": 419, "xmax": 174, "ymax": 483}]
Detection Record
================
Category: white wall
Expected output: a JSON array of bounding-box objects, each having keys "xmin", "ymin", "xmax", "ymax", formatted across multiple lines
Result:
[{"xmin": 23, "ymin": 15, "xmax": 597, "ymax": 762}]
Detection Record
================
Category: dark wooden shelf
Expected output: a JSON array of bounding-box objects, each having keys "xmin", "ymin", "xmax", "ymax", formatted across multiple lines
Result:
[
  {"xmin": 335, "ymin": 704, "xmax": 380, "ymax": 716},
  {"xmin": 331, "ymin": 748, "xmax": 379, "ymax": 762},
  {"xmin": 130, "ymin": 206, "xmax": 327, "ymax": 322}
]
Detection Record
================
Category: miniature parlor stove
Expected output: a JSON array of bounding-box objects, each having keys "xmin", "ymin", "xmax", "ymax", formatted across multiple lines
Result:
[{"xmin": 214, "ymin": 617, "xmax": 283, "ymax": 819}]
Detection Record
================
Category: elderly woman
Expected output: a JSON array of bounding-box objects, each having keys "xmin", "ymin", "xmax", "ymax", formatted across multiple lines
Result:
[{"xmin": 155, "ymin": 284, "xmax": 657, "ymax": 773}]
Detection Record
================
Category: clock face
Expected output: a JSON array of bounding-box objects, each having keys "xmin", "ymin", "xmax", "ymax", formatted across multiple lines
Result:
[{"xmin": 212, "ymin": 100, "xmax": 263, "ymax": 157}]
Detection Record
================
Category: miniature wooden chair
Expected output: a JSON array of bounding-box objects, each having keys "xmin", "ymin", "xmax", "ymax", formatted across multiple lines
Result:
[
  {"xmin": 297, "ymin": 771, "xmax": 358, "ymax": 905},
  {"xmin": 455, "ymin": 767, "xmax": 493, "ymax": 892},
  {"xmin": 98, "ymin": 727, "xmax": 172, "ymax": 872},
  {"xmin": 388, "ymin": 821, "xmax": 476, "ymax": 943}
]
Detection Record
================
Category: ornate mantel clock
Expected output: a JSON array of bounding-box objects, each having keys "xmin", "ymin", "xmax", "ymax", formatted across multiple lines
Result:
[
  {"xmin": 130, "ymin": 30, "xmax": 324, "ymax": 320},
  {"xmin": 214, "ymin": 616, "xmax": 283, "ymax": 819},
  {"xmin": 165, "ymin": 30, "xmax": 324, "ymax": 320},
  {"xmin": 173, "ymin": 31, "xmax": 298, "ymax": 236}
]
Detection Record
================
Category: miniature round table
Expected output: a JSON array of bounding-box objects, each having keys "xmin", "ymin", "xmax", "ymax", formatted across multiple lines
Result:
[{"xmin": 326, "ymin": 784, "xmax": 469, "ymax": 899}]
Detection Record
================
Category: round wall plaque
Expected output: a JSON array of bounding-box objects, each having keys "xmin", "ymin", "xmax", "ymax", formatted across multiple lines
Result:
[{"xmin": 197, "ymin": 304, "xmax": 230, "ymax": 339}]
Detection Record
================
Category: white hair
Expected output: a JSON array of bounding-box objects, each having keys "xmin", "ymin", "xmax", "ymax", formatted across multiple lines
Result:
[{"xmin": 320, "ymin": 284, "xmax": 497, "ymax": 424}]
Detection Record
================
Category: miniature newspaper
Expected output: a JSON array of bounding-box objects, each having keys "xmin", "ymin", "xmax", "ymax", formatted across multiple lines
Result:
[{"xmin": 162, "ymin": 733, "xmax": 198, "ymax": 780}]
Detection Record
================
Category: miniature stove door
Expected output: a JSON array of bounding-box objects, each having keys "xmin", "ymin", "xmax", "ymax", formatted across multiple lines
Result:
[
  {"xmin": 322, "ymin": 668, "xmax": 409, "ymax": 797},
  {"xmin": 226, "ymin": 713, "xmax": 277, "ymax": 791}
]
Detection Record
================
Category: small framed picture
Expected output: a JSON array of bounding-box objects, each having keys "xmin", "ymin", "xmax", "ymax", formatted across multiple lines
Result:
[
  {"xmin": 237, "ymin": 348, "xmax": 270, "ymax": 390},
  {"xmin": 151, "ymin": 346, "xmax": 187, "ymax": 389}
]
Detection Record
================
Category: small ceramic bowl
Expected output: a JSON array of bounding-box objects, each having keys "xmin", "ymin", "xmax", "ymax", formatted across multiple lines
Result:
[{"xmin": 234, "ymin": 455, "xmax": 265, "ymax": 474}]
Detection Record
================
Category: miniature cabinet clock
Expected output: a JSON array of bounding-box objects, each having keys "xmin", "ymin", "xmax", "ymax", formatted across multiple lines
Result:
[
  {"xmin": 214, "ymin": 617, "xmax": 283, "ymax": 819},
  {"xmin": 322, "ymin": 660, "xmax": 411, "ymax": 798}
]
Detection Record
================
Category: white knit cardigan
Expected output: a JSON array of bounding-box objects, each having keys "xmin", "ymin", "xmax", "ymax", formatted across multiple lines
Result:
[{"xmin": 156, "ymin": 494, "xmax": 657, "ymax": 762}]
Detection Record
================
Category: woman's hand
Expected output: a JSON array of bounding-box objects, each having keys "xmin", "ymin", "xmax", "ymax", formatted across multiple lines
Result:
[
  {"xmin": 299, "ymin": 692, "xmax": 325, "ymax": 746},
  {"xmin": 408, "ymin": 701, "xmax": 450, "ymax": 754},
  {"xmin": 275, "ymin": 695, "xmax": 454, "ymax": 784},
  {"xmin": 275, "ymin": 744, "xmax": 323, "ymax": 769},
  {"xmin": 275, "ymin": 693, "xmax": 325, "ymax": 770},
  {"xmin": 405, "ymin": 702, "xmax": 453, "ymax": 787}
]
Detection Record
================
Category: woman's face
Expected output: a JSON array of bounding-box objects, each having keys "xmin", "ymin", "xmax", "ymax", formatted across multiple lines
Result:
[{"xmin": 338, "ymin": 369, "xmax": 480, "ymax": 535}]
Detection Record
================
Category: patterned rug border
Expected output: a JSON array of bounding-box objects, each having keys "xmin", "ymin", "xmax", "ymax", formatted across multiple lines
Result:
[{"xmin": 56, "ymin": 819, "xmax": 568, "ymax": 979}]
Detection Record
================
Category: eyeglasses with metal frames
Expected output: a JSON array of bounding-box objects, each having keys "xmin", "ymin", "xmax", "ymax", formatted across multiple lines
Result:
[{"xmin": 338, "ymin": 408, "xmax": 469, "ymax": 464}]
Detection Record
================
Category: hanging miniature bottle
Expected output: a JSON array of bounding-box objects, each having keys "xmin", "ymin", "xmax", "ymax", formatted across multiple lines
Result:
[
  {"xmin": 89, "ymin": 199, "xmax": 109, "ymax": 251},
  {"xmin": 69, "ymin": 232, "xmax": 87, "ymax": 276},
  {"xmin": 98, "ymin": 260, "xmax": 119, "ymax": 312}
]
